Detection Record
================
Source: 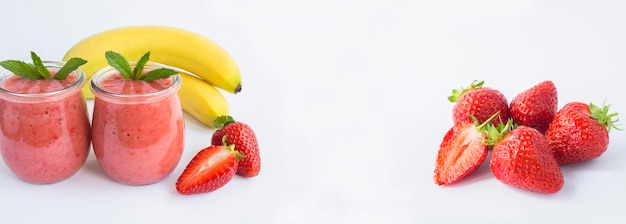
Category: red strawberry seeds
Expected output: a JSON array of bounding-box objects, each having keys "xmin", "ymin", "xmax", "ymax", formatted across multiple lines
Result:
[
  {"xmin": 545, "ymin": 102, "xmax": 619, "ymax": 164},
  {"xmin": 436, "ymin": 79, "xmax": 620, "ymax": 195},
  {"xmin": 509, "ymin": 80, "xmax": 558, "ymax": 134},
  {"xmin": 212, "ymin": 115, "xmax": 261, "ymax": 177},
  {"xmin": 449, "ymin": 80, "xmax": 509, "ymax": 126},
  {"xmin": 176, "ymin": 144, "xmax": 241, "ymax": 195},
  {"xmin": 490, "ymin": 126, "xmax": 564, "ymax": 194},
  {"xmin": 434, "ymin": 113, "xmax": 505, "ymax": 185}
]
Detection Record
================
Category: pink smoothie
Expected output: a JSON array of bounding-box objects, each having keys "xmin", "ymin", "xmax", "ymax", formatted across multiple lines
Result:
[
  {"xmin": 91, "ymin": 72, "xmax": 184, "ymax": 185},
  {"xmin": 0, "ymin": 72, "xmax": 90, "ymax": 184}
]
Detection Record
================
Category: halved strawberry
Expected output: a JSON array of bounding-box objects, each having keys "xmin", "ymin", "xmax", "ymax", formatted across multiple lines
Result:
[
  {"xmin": 434, "ymin": 112, "xmax": 509, "ymax": 185},
  {"xmin": 175, "ymin": 143, "xmax": 242, "ymax": 195}
]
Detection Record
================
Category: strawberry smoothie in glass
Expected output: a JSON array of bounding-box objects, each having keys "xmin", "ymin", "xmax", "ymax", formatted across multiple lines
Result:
[
  {"xmin": 0, "ymin": 61, "xmax": 91, "ymax": 184},
  {"xmin": 90, "ymin": 61, "xmax": 185, "ymax": 185}
]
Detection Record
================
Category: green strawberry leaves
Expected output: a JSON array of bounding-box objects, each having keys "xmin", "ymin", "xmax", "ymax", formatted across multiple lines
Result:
[
  {"xmin": 213, "ymin": 115, "xmax": 236, "ymax": 130},
  {"xmin": 0, "ymin": 51, "xmax": 86, "ymax": 80},
  {"xmin": 448, "ymin": 80, "xmax": 485, "ymax": 103},
  {"xmin": 589, "ymin": 102, "xmax": 622, "ymax": 132},
  {"xmin": 105, "ymin": 50, "xmax": 178, "ymax": 82},
  {"xmin": 470, "ymin": 111, "xmax": 514, "ymax": 148}
]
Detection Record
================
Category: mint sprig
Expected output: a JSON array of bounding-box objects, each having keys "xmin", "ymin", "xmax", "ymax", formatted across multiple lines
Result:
[
  {"xmin": 104, "ymin": 51, "xmax": 178, "ymax": 81},
  {"xmin": 0, "ymin": 60, "xmax": 41, "ymax": 80},
  {"xmin": 0, "ymin": 51, "xmax": 87, "ymax": 80},
  {"xmin": 31, "ymin": 51, "xmax": 52, "ymax": 79},
  {"xmin": 55, "ymin": 58, "xmax": 88, "ymax": 80}
]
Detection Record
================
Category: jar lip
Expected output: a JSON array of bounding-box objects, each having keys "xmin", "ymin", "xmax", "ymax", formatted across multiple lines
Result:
[
  {"xmin": 0, "ymin": 61, "xmax": 86, "ymax": 100},
  {"xmin": 90, "ymin": 62, "xmax": 182, "ymax": 103}
]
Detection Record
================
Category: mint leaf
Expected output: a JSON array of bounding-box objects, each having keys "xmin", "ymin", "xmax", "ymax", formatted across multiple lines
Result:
[
  {"xmin": 132, "ymin": 51, "xmax": 151, "ymax": 80},
  {"xmin": 140, "ymin": 68, "xmax": 178, "ymax": 82},
  {"xmin": 105, "ymin": 51, "xmax": 132, "ymax": 80},
  {"xmin": 0, "ymin": 60, "xmax": 43, "ymax": 80},
  {"xmin": 55, "ymin": 58, "xmax": 88, "ymax": 80},
  {"xmin": 30, "ymin": 51, "xmax": 52, "ymax": 79}
]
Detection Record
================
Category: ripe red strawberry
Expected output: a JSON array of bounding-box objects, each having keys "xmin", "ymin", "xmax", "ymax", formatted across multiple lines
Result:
[
  {"xmin": 434, "ymin": 113, "xmax": 507, "ymax": 185},
  {"xmin": 175, "ymin": 144, "xmax": 242, "ymax": 195},
  {"xmin": 545, "ymin": 102, "xmax": 620, "ymax": 164},
  {"xmin": 509, "ymin": 80, "xmax": 558, "ymax": 134},
  {"xmin": 212, "ymin": 115, "xmax": 261, "ymax": 177},
  {"xmin": 449, "ymin": 80, "xmax": 509, "ymax": 126},
  {"xmin": 490, "ymin": 126, "xmax": 564, "ymax": 194}
]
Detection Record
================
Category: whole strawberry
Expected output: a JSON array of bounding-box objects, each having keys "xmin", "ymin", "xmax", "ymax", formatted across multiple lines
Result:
[
  {"xmin": 490, "ymin": 126, "xmax": 564, "ymax": 194},
  {"xmin": 449, "ymin": 80, "xmax": 509, "ymax": 126},
  {"xmin": 434, "ymin": 112, "xmax": 508, "ymax": 185},
  {"xmin": 509, "ymin": 80, "xmax": 558, "ymax": 134},
  {"xmin": 545, "ymin": 102, "xmax": 620, "ymax": 164},
  {"xmin": 212, "ymin": 115, "xmax": 261, "ymax": 177}
]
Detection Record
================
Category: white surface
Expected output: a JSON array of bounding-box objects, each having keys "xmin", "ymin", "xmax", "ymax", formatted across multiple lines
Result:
[{"xmin": 1, "ymin": 0, "xmax": 626, "ymax": 223}]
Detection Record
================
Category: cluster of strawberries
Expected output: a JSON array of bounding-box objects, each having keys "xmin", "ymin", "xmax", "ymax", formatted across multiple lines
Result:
[
  {"xmin": 434, "ymin": 80, "xmax": 620, "ymax": 194},
  {"xmin": 175, "ymin": 115, "xmax": 261, "ymax": 195}
]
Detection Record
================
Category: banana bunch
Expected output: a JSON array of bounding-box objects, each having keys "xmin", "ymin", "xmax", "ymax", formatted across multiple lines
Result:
[{"xmin": 63, "ymin": 25, "xmax": 239, "ymax": 128}]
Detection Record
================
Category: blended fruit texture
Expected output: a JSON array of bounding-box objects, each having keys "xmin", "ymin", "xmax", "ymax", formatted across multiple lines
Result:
[
  {"xmin": 0, "ymin": 74, "xmax": 91, "ymax": 184},
  {"xmin": 91, "ymin": 73, "xmax": 184, "ymax": 185}
]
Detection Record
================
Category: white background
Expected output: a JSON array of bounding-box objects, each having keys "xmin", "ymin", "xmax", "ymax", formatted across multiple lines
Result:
[{"xmin": 1, "ymin": 0, "xmax": 626, "ymax": 223}]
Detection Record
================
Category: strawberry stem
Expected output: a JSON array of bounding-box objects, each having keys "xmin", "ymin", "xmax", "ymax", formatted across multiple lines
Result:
[
  {"xmin": 470, "ymin": 111, "xmax": 513, "ymax": 147},
  {"xmin": 483, "ymin": 119, "xmax": 514, "ymax": 147},
  {"xmin": 220, "ymin": 135, "xmax": 244, "ymax": 160},
  {"xmin": 448, "ymin": 80, "xmax": 484, "ymax": 103},
  {"xmin": 589, "ymin": 101, "xmax": 622, "ymax": 132},
  {"xmin": 470, "ymin": 110, "xmax": 499, "ymax": 129}
]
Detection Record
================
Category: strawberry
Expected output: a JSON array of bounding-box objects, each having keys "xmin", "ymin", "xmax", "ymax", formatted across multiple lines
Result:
[
  {"xmin": 175, "ymin": 144, "xmax": 242, "ymax": 195},
  {"xmin": 490, "ymin": 126, "xmax": 564, "ymax": 194},
  {"xmin": 449, "ymin": 80, "xmax": 509, "ymax": 126},
  {"xmin": 434, "ymin": 112, "xmax": 508, "ymax": 185},
  {"xmin": 545, "ymin": 102, "xmax": 620, "ymax": 164},
  {"xmin": 509, "ymin": 80, "xmax": 558, "ymax": 134},
  {"xmin": 212, "ymin": 115, "xmax": 261, "ymax": 177}
]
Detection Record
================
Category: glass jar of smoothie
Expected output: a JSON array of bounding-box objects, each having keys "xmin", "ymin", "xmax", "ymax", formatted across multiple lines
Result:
[
  {"xmin": 0, "ymin": 61, "xmax": 91, "ymax": 184},
  {"xmin": 90, "ymin": 62, "xmax": 185, "ymax": 185}
]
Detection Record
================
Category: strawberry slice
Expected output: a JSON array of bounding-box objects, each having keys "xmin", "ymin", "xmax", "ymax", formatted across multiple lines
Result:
[
  {"xmin": 434, "ymin": 112, "xmax": 508, "ymax": 185},
  {"xmin": 175, "ymin": 144, "xmax": 242, "ymax": 195}
]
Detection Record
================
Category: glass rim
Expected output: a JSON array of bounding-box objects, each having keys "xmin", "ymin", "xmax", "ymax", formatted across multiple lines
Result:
[
  {"xmin": 0, "ymin": 61, "xmax": 86, "ymax": 100},
  {"xmin": 89, "ymin": 62, "xmax": 182, "ymax": 103}
]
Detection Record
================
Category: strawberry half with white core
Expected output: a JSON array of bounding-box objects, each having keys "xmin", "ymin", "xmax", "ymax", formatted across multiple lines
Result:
[
  {"xmin": 434, "ymin": 112, "xmax": 510, "ymax": 185},
  {"xmin": 175, "ymin": 140, "xmax": 243, "ymax": 195},
  {"xmin": 449, "ymin": 80, "xmax": 509, "ymax": 126}
]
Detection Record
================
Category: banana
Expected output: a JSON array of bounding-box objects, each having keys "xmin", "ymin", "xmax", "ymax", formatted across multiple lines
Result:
[
  {"xmin": 63, "ymin": 25, "xmax": 242, "ymax": 99},
  {"xmin": 178, "ymin": 73, "xmax": 229, "ymax": 128}
]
